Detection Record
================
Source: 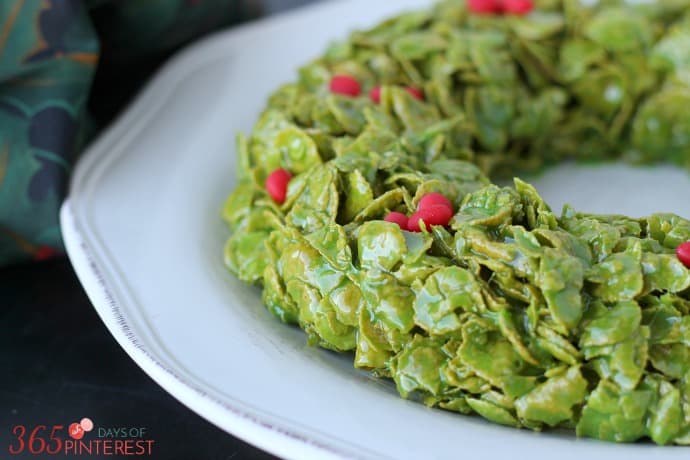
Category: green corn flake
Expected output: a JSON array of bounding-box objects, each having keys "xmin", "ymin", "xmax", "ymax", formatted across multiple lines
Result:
[
  {"xmin": 586, "ymin": 242, "xmax": 644, "ymax": 303},
  {"xmin": 466, "ymin": 398, "xmax": 520, "ymax": 428},
  {"xmin": 577, "ymin": 379, "xmax": 652, "ymax": 443},
  {"xmin": 539, "ymin": 248, "xmax": 584, "ymax": 333},
  {"xmin": 391, "ymin": 335, "xmax": 447, "ymax": 398},
  {"xmin": 515, "ymin": 366, "xmax": 588, "ymax": 427},
  {"xmin": 414, "ymin": 266, "xmax": 485, "ymax": 335}
]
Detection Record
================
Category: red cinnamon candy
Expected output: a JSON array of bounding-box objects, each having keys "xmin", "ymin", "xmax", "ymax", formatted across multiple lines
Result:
[
  {"xmin": 677, "ymin": 242, "xmax": 690, "ymax": 268},
  {"xmin": 265, "ymin": 168, "xmax": 292, "ymax": 204},
  {"xmin": 329, "ymin": 75, "xmax": 361, "ymax": 97},
  {"xmin": 503, "ymin": 0, "xmax": 534, "ymax": 15},
  {"xmin": 384, "ymin": 211, "xmax": 409, "ymax": 229},
  {"xmin": 408, "ymin": 205, "xmax": 454, "ymax": 232},
  {"xmin": 406, "ymin": 86, "xmax": 424, "ymax": 100},
  {"xmin": 467, "ymin": 0, "xmax": 502, "ymax": 14},
  {"xmin": 369, "ymin": 86, "xmax": 382, "ymax": 104},
  {"xmin": 407, "ymin": 193, "xmax": 454, "ymax": 232},
  {"xmin": 467, "ymin": 0, "xmax": 534, "ymax": 15},
  {"xmin": 418, "ymin": 193, "xmax": 453, "ymax": 212}
]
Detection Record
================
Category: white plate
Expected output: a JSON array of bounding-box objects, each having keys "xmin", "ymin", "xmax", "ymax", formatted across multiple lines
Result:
[{"xmin": 61, "ymin": 1, "xmax": 690, "ymax": 459}]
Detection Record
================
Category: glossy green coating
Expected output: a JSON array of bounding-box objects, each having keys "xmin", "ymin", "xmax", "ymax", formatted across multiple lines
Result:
[{"xmin": 222, "ymin": 0, "xmax": 690, "ymax": 445}]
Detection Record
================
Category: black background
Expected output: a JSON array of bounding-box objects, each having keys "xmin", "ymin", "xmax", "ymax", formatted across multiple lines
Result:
[{"xmin": 1, "ymin": 1, "xmax": 323, "ymax": 459}]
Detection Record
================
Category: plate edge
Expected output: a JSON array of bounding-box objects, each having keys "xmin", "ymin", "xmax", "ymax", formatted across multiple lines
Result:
[{"xmin": 59, "ymin": 200, "xmax": 364, "ymax": 460}]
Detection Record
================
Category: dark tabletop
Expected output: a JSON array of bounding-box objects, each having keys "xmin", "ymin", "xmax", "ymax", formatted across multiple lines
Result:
[{"xmin": 0, "ymin": 1, "xmax": 322, "ymax": 459}]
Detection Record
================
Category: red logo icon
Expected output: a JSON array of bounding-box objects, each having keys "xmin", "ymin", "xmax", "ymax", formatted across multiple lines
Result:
[{"xmin": 68, "ymin": 418, "xmax": 93, "ymax": 440}]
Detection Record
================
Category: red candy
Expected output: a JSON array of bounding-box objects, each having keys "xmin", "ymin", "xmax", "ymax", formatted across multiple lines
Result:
[
  {"xmin": 406, "ymin": 86, "xmax": 424, "ymax": 100},
  {"xmin": 329, "ymin": 75, "xmax": 361, "ymax": 97},
  {"xmin": 678, "ymin": 242, "xmax": 690, "ymax": 268},
  {"xmin": 418, "ymin": 193, "xmax": 453, "ymax": 213},
  {"xmin": 370, "ymin": 86, "xmax": 381, "ymax": 104},
  {"xmin": 266, "ymin": 168, "xmax": 292, "ymax": 204},
  {"xmin": 384, "ymin": 211, "xmax": 409, "ymax": 229},
  {"xmin": 407, "ymin": 192, "xmax": 454, "ymax": 232},
  {"xmin": 503, "ymin": 0, "xmax": 533, "ymax": 15},
  {"xmin": 407, "ymin": 212, "xmax": 424, "ymax": 232},
  {"xmin": 384, "ymin": 192, "xmax": 454, "ymax": 232},
  {"xmin": 408, "ymin": 205, "xmax": 454, "ymax": 232},
  {"xmin": 467, "ymin": 0, "xmax": 503, "ymax": 14}
]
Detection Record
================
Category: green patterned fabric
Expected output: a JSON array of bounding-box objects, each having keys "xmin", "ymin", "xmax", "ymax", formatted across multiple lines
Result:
[{"xmin": 0, "ymin": 0, "xmax": 247, "ymax": 265}]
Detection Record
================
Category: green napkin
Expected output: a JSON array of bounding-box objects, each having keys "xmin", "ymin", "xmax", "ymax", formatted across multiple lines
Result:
[{"xmin": 0, "ymin": 0, "xmax": 249, "ymax": 265}]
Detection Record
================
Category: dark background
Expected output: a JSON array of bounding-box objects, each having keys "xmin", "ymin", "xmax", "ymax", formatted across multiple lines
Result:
[{"xmin": 1, "ymin": 1, "xmax": 322, "ymax": 459}]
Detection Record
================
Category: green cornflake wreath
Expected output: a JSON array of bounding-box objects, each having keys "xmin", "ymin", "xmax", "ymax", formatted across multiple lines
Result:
[{"xmin": 222, "ymin": 0, "xmax": 690, "ymax": 444}]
